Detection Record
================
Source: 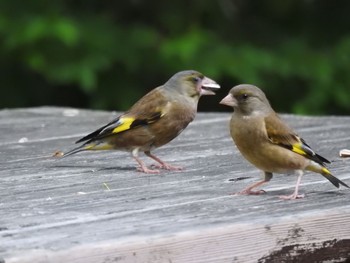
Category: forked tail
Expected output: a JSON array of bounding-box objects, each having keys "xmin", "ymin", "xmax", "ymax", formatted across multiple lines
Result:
[
  {"xmin": 307, "ymin": 163, "xmax": 349, "ymax": 188},
  {"xmin": 320, "ymin": 167, "xmax": 349, "ymax": 188},
  {"xmin": 61, "ymin": 142, "xmax": 113, "ymax": 158},
  {"xmin": 61, "ymin": 144, "xmax": 88, "ymax": 158}
]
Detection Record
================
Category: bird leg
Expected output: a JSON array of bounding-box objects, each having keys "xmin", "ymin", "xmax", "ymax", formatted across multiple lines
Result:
[
  {"xmin": 279, "ymin": 170, "xmax": 305, "ymax": 200},
  {"xmin": 145, "ymin": 151, "xmax": 183, "ymax": 171},
  {"xmin": 132, "ymin": 149, "xmax": 160, "ymax": 174},
  {"xmin": 236, "ymin": 172, "xmax": 273, "ymax": 195}
]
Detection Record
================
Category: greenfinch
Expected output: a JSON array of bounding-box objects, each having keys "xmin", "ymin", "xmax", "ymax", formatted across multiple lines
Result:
[
  {"xmin": 220, "ymin": 84, "xmax": 349, "ymax": 199},
  {"xmin": 63, "ymin": 70, "xmax": 220, "ymax": 173}
]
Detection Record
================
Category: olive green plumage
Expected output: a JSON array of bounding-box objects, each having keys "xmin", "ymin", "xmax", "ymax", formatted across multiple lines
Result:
[
  {"xmin": 63, "ymin": 70, "xmax": 220, "ymax": 173},
  {"xmin": 220, "ymin": 84, "xmax": 349, "ymax": 199}
]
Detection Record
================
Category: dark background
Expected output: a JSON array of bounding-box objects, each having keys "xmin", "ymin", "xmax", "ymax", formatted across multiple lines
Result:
[{"xmin": 1, "ymin": 0, "xmax": 350, "ymax": 115}]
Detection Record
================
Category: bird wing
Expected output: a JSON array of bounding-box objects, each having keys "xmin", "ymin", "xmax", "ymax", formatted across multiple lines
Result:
[
  {"xmin": 76, "ymin": 87, "xmax": 170, "ymax": 144},
  {"xmin": 264, "ymin": 114, "xmax": 330, "ymax": 165}
]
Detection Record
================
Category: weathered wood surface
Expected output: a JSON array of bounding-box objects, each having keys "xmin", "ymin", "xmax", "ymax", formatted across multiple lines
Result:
[{"xmin": 1, "ymin": 107, "xmax": 350, "ymax": 263}]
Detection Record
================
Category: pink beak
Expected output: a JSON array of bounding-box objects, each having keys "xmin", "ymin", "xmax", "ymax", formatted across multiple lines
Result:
[
  {"xmin": 220, "ymin": 94, "xmax": 237, "ymax": 107},
  {"xmin": 200, "ymin": 77, "xmax": 220, "ymax": 95}
]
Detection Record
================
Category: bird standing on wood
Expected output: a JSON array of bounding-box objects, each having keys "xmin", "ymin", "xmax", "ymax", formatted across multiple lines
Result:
[
  {"xmin": 220, "ymin": 84, "xmax": 349, "ymax": 199},
  {"xmin": 62, "ymin": 70, "xmax": 220, "ymax": 173}
]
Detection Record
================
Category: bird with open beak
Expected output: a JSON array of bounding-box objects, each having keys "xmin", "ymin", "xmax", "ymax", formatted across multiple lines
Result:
[{"xmin": 62, "ymin": 70, "xmax": 220, "ymax": 173}]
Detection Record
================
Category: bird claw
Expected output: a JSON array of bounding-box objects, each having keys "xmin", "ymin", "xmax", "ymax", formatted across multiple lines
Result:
[
  {"xmin": 135, "ymin": 163, "xmax": 182, "ymax": 174},
  {"xmin": 136, "ymin": 167, "xmax": 160, "ymax": 174},
  {"xmin": 151, "ymin": 163, "xmax": 183, "ymax": 171},
  {"xmin": 279, "ymin": 193, "xmax": 305, "ymax": 200}
]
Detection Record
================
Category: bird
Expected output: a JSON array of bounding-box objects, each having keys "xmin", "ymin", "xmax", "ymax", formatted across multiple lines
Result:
[
  {"xmin": 62, "ymin": 70, "xmax": 220, "ymax": 174},
  {"xmin": 220, "ymin": 84, "xmax": 349, "ymax": 200}
]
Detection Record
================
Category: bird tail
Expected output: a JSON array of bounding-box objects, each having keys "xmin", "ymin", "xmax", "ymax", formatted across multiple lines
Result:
[
  {"xmin": 61, "ymin": 142, "xmax": 113, "ymax": 158},
  {"xmin": 307, "ymin": 163, "xmax": 349, "ymax": 188},
  {"xmin": 61, "ymin": 144, "xmax": 89, "ymax": 158}
]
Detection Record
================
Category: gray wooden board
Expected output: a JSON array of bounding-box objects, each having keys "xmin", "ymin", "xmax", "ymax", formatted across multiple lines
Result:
[{"xmin": 0, "ymin": 107, "xmax": 350, "ymax": 263}]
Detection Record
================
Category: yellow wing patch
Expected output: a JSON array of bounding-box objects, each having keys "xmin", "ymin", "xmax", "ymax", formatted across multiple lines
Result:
[
  {"xmin": 292, "ymin": 143, "xmax": 307, "ymax": 156},
  {"xmin": 112, "ymin": 117, "xmax": 135, "ymax": 134}
]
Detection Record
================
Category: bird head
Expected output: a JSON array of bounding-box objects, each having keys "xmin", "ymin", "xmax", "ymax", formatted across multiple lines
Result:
[
  {"xmin": 166, "ymin": 70, "xmax": 220, "ymax": 100},
  {"xmin": 220, "ymin": 84, "xmax": 272, "ymax": 115}
]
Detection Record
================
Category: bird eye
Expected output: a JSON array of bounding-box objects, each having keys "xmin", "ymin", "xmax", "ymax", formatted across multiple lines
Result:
[
  {"xmin": 192, "ymin": 76, "xmax": 201, "ymax": 83},
  {"xmin": 241, "ymin": 93, "xmax": 249, "ymax": 100}
]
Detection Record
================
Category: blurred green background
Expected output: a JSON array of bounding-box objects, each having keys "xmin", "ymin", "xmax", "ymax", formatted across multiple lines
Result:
[{"xmin": 1, "ymin": 0, "xmax": 350, "ymax": 115}]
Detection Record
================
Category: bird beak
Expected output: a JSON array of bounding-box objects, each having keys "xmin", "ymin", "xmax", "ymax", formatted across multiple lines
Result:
[
  {"xmin": 220, "ymin": 94, "xmax": 237, "ymax": 107},
  {"xmin": 200, "ymin": 77, "xmax": 220, "ymax": 95}
]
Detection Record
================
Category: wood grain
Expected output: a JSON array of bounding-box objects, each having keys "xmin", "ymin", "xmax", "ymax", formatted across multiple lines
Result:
[{"xmin": 1, "ymin": 107, "xmax": 350, "ymax": 262}]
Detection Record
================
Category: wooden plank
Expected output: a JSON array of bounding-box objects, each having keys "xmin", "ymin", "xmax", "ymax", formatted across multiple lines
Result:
[
  {"xmin": 1, "ymin": 107, "xmax": 350, "ymax": 262},
  {"xmin": 5, "ymin": 211, "xmax": 350, "ymax": 263}
]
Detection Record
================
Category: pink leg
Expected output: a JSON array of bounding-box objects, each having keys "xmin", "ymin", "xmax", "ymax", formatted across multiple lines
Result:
[
  {"xmin": 235, "ymin": 172, "xmax": 273, "ymax": 195},
  {"xmin": 279, "ymin": 170, "xmax": 305, "ymax": 200},
  {"xmin": 237, "ymin": 180, "xmax": 268, "ymax": 195},
  {"xmin": 132, "ymin": 149, "xmax": 160, "ymax": 174},
  {"xmin": 145, "ymin": 151, "xmax": 183, "ymax": 171}
]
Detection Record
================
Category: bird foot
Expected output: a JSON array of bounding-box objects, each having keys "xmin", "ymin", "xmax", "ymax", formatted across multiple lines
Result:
[
  {"xmin": 279, "ymin": 193, "xmax": 305, "ymax": 200},
  {"xmin": 136, "ymin": 166, "xmax": 160, "ymax": 174},
  {"xmin": 151, "ymin": 163, "xmax": 183, "ymax": 171},
  {"xmin": 233, "ymin": 189, "xmax": 267, "ymax": 195}
]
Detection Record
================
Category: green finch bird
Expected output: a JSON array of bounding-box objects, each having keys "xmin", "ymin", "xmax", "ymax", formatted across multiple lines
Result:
[
  {"xmin": 62, "ymin": 70, "xmax": 220, "ymax": 173},
  {"xmin": 220, "ymin": 84, "xmax": 349, "ymax": 200}
]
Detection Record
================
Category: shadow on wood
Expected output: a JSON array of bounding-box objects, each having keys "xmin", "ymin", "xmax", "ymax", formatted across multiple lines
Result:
[{"xmin": 1, "ymin": 107, "xmax": 350, "ymax": 262}]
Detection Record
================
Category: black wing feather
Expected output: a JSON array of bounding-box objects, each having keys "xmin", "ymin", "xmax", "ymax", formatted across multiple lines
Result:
[{"xmin": 75, "ymin": 117, "xmax": 120, "ymax": 144}]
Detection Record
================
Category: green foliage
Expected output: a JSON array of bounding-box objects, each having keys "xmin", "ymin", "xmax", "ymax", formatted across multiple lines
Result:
[{"xmin": 1, "ymin": 0, "xmax": 350, "ymax": 115}]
